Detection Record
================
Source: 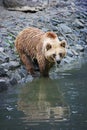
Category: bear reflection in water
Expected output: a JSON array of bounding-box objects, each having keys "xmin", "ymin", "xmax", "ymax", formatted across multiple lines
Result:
[{"xmin": 17, "ymin": 78, "xmax": 70, "ymax": 123}]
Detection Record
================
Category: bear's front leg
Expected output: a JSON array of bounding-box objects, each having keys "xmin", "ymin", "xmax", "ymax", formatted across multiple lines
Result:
[
  {"xmin": 19, "ymin": 53, "xmax": 35, "ymax": 76},
  {"xmin": 37, "ymin": 54, "xmax": 49, "ymax": 77}
]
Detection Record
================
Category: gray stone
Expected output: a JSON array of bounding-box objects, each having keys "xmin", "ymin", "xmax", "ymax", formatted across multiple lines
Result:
[
  {"xmin": 51, "ymin": 19, "xmax": 64, "ymax": 25},
  {"xmin": 25, "ymin": 75, "xmax": 33, "ymax": 83},
  {"xmin": 0, "ymin": 67, "xmax": 7, "ymax": 77},
  {"xmin": 3, "ymin": 0, "xmax": 47, "ymax": 12},
  {"xmin": 0, "ymin": 51, "xmax": 9, "ymax": 64},
  {"xmin": 7, "ymin": 70, "xmax": 21, "ymax": 82},
  {"xmin": 73, "ymin": 19, "xmax": 84, "ymax": 28},
  {"xmin": 63, "ymin": 56, "xmax": 74, "ymax": 64},
  {"xmin": 0, "ymin": 79, "xmax": 8, "ymax": 92},
  {"xmin": 71, "ymin": 49, "xmax": 79, "ymax": 56},
  {"xmin": 51, "ymin": 25, "xmax": 58, "ymax": 31},
  {"xmin": 18, "ymin": 67, "xmax": 28, "ymax": 78},
  {"xmin": 67, "ymin": 49, "xmax": 74, "ymax": 57},
  {"xmin": 1, "ymin": 61, "xmax": 20, "ymax": 70},
  {"xmin": 59, "ymin": 24, "xmax": 72, "ymax": 34},
  {"xmin": 9, "ymin": 61, "xmax": 20, "ymax": 69},
  {"xmin": 10, "ymin": 77, "xmax": 17, "ymax": 85},
  {"xmin": 0, "ymin": 47, "xmax": 4, "ymax": 52},
  {"xmin": 75, "ymin": 44, "xmax": 84, "ymax": 52}
]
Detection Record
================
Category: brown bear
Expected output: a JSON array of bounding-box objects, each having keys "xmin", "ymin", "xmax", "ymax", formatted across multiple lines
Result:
[{"xmin": 15, "ymin": 27, "xmax": 67, "ymax": 77}]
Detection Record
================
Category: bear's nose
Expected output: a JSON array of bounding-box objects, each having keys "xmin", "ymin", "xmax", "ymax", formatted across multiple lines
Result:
[{"xmin": 57, "ymin": 60, "xmax": 61, "ymax": 64}]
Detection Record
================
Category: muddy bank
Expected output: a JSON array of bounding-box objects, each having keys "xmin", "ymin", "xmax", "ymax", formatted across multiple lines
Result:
[{"xmin": 0, "ymin": 0, "xmax": 87, "ymax": 91}]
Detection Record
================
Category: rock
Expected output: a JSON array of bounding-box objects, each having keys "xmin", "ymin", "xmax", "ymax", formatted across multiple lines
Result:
[
  {"xmin": 51, "ymin": 25, "xmax": 58, "ymax": 31},
  {"xmin": 10, "ymin": 77, "xmax": 17, "ymax": 85},
  {"xmin": 0, "ymin": 51, "xmax": 9, "ymax": 64},
  {"xmin": 3, "ymin": 0, "xmax": 47, "ymax": 12},
  {"xmin": 25, "ymin": 75, "xmax": 33, "ymax": 83},
  {"xmin": 75, "ymin": 44, "xmax": 84, "ymax": 52},
  {"xmin": 71, "ymin": 49, "xmax": 79, "ymax": 56},
  {"xmin": 1, "ymin": 61, "xmax": 20, "ymax": 70},
  {"xmin": 73, "ymin": 19, "xmax": 84, "ymax": 28},
  {"xmin": 51, "ymin": 19, "xmax": 58, "ymax": 26},
  {"xmin": 18, "ymin": 66, "xmax": 28, "ymax": 78},
  {"xmin": 8, "ymin": 61, "xmax": 20, "ymax": 70},
  {"xmin": 0, "ymin": 67, "xmax": 7, "ymax": 77},
  {"xmin": 67, "ymin": 49, "xmax": 74, "ymax": 57},
  {"xmin": 59, "ymin": 24, "xmax": 72, "ymax": 34},
  {"xmin": 7, "ymin": 70, "xmax": 21, "ymax": 82},
  {"xmin": 51, "ymin": 19, "xmax": 64, "ymax": 25},
  {"xmin": 0, "ymin": 47, "xmax": 5, "ymax": 52},
  {"xmin": 0, "ymin": 79, "xmax": 8, "ymax": 92},
  {"xmin": 63, "ymin": 56, "xmax": 74, "ymax": 64}
]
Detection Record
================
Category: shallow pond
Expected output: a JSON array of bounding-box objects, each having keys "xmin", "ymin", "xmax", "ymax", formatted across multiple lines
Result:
[{"xmin": 0, "ymin": 53, "xmax": 87, "ymax": 130}]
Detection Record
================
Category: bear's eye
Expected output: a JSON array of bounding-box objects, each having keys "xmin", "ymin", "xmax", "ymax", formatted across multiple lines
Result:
[
  {"xmin": 46, "ymin": 44, "xmax": 52, "ymax": 51},
  {"xmin": 53, "ymin": 54, "xmax": 56, "ymax": 58}
]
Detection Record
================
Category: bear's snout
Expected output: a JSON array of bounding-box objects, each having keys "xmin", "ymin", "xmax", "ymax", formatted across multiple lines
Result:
[{"xmin": 56, "ymin": 60, "xmax": 61, "ymax": 64}]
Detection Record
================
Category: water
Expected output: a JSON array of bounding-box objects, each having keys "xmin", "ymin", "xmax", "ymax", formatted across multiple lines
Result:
[{"xmin": 0, "ymin": 54, "xmax": 87, "ymax": 130}]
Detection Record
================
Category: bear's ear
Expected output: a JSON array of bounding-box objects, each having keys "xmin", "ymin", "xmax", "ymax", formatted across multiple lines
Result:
[
  {"xmin": 60, "ymin": 40, "xmax": 67, "ymax": 48},
  {"xmin": 45, "ymin": 32, "xmax": 57, "ymax": 39},
  {"xmin": 46, "ymin": 43, "xmax": 52, "ymax": 51}
]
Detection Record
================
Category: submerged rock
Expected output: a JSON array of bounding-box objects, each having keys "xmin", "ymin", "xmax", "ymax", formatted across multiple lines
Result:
[{"xmin": 0, "ymin": 79, "xmax": 9, "ymax": 92}]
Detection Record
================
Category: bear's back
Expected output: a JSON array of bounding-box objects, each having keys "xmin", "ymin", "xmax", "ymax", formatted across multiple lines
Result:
[{"xmin": 15, "ymin": 27, "xmax": 44, "ymax": 56}]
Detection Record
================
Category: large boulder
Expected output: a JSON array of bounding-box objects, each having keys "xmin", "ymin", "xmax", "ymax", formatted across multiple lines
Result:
[{"xmin": 3, "ymin": 0, "xmax": 48, "ymax": 12}]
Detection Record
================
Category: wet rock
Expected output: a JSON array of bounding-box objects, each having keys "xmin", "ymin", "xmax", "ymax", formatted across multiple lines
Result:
[
  {"xmin": 10, "ymin": 77, "xmax": 17, "ymax": 85},
  {"xmin": 0, "ymin": 79, "xmax": 9, "ymax": 92},
  {"xmin": 25, "ymin": 75, "xmax": 33, "ymax": 83},
  {"xmin": 18, "ymin": 66, "xmax": 28, "ymax": 78},
  {"xmin": 7, "ymin": 70, "xmax": 21, "ymax": 82},
  {"xmin": 0, "ymin": 67, "xmax": 7, "ymax": 77}
]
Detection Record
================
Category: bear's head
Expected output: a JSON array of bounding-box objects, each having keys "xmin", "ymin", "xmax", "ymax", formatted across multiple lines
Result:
[{"xmin": 42, "ymin": 32, "xmax": 67, "ymax": 64}]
